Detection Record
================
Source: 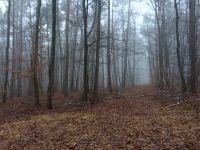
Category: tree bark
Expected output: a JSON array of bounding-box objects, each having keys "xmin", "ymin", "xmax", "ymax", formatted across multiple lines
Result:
[
  {"xmin": 3, "ymin": 0, "xmax": 11, "ymax": 102},
  {"xmin": 107, "ymin": 0, "xmax": 112, "ymax": 92},
  {"xmin": 47, "ymin": 0, "xmax": 57, "ymax": 109},
  {"xmin": 122, "ymin": 0, "xmax": 131, "ymax": 88},
  {"xmin": 174, "ymin": 0, "xmax": 187, "ymax": 92},
  {"xmin": 10, "ymin": 0, "xmax": 15, "ymax": 99},
  {"xmin": 189, "ymin": 0, "xmax": 197, "ymax": 93},
  {"xmin": 63, "ymin": 0, "xmax": 71, "ymax": 97},
  {"xmin": 94, "ymin": 0, "xmax": 101, "ymax": 97},
  {"xmin": 82, "ymin": 0, "xmax": 89, "ymax": 102},
  {"xmin": 70, "ymin": 2, "xmax": 79, "ymax": 92},
  {"xmin": 31, "ymin": 0, "xmax": 41, "ymax": 106}
]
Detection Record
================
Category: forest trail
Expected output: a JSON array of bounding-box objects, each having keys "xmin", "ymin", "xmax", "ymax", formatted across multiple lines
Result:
[{"xmin": 0, "ymin": 86, "xmax": 200, "ymax": 149}]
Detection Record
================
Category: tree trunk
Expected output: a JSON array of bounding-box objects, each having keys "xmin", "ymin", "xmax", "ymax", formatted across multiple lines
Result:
[
  {"xmin": 93, "ymin": 0, "xmax": 101, "ymax": 98},
  {"xmin": 122, "ymin": 0, "xmax": 130, "ymax": 88},
  {"xmin": 174, "ymin": 0, "xmax": 187, "ymax": 92},
  {"xmin": 63, "ymin": 0, "xmax": 71, "ymax": 97},
  {"xmin": 82, "ymin": 0, "xmax": 89, "ymax": 102},
  {"xmin": 47, "ymin": 0, "xmax": 57, "ymax": 109},
  {"xmin": 31, "ymin": 0, "xmax": 41, "ymax": 106},
  {"xmin": 154, "ymin": 0, "xmax": 164, "ymax": 90},
  {"xmin": 10, "ymin": 0, "xmax": 15, "ymax": 99},
  {"xmin": 3, "ymin": 0, "xmax": 11, "ymax": 102},
  {"xmin": 189, "ymin": 0, "xmax": 197, "ymax": 93},
  {"xmin": 17, "ymin": 0, "xmax": 23, "ymax": 97},
  {"xmin": 70, "ymin": 2, "xmax": 79, "ymax": 92},
  {"xmin": 107, "ymin": 0, "xmax": 112, "ymax": 92}
]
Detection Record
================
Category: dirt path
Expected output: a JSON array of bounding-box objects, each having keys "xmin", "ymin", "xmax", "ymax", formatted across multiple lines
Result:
[{"xmin": 0, "ymin": 86, "xmax": 200, "ymax": 149}]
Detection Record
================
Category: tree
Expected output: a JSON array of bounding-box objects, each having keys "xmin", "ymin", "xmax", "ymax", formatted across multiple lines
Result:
[
  {"xmin": 70, "ymin": 0, "xmax": 79, "ymax": 92},
  {"xmin": 47, "ymin": 0, "xmax": 57, "ymax": 109},
  {"xmin": 2, "ymin": 0, "xmax": 11, "ymax": 103},
  {"xmin": 152, "ymin": 0, "xmax": 164, "ymax": 89},
  {"xmin": 122, "ymin": 0, "xmax": 131, "ymax": 88},
  {"xmin": 31, "ymin": 0, "xmax": 41, "ymax": 106},
  {"xmin": 10, "ymin": 0, "xmax": 16, "ymax": 99},
  {"xmin": 151, "ymin": 0, "xmax": 171, "ymax": 90},
  {"xmin": 63, "ymin": 0, "xmax": 71, "ymax": 97},
  {"xmin": 94, "ymin": 0, "xmax": 102, "ymax": 97},
  {"xmin": 107, "ymin": 0, "xmax": 112, "ymax": 92},
  {"xmin": 17, "ymin": 0, "xmax": 23, "ymax": 97},
  {"xmin": 174, "ymin": 0, "xmax": 187, "ymax": 92},
  {"xmin": 189, "ymin": 0, "xmax": 197, "ymax": 93},
  {"xmin": 82, "ymin": 0, "xmax": 89, "ymax": 102}
]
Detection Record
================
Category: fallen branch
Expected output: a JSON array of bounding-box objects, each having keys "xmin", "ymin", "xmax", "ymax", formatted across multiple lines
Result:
[{"xmin": 169, "ymin": 101, "xmax": 180, "ymax": 107}]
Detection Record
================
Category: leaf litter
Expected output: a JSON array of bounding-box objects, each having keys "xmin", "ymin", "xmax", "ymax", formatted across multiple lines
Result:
[{"xmin": 0, "ymin": 86, "xmax": 200, "ymax": 149}]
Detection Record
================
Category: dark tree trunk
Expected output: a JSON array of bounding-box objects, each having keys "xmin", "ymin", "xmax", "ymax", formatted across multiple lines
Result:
[
  {"xmin": 154, "ymin": 0, "xmax": 164, "ymax": 90},
  {"xmin": 17, "ymin": 0, "xmax": 23, "ymax": 97},
  {"xmin": 174, "ymin": 0, "xmax": 187, "ymax": 92},
  {"xmin": 31, "ymin": 0, "xmax": 41, "ymax": 106},
  {"xmin": 107, "ymin": 0, "xmax": 112, "ymax": 92},
  {"xmin": 3, "ymin": 0, "xmax": 11, "ymax": 102},
  {"xmin": 189, "ymin": 0, "xmax": 197, "ymax": 93},
  {"xmin": 94, "ymin": 0, "xmax": 101, "ymax": 97},
  {"xmin": 82, "ymin": 0, "xmax": 89, "ymax": 102},
  {"xmin": 47, "ymin": 0, "xmax": 57, "ymax": 109}
]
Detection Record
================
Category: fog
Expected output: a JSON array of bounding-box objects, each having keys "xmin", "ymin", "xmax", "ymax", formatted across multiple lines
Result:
[{"xmin": 0, "ymin": 0, "xmax": 155, "ymax": 98}]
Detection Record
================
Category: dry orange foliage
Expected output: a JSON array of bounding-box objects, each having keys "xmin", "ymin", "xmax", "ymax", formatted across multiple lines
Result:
[{"xmin": 0, "ymin": 86, "xmax": 200, "ymax": 149}]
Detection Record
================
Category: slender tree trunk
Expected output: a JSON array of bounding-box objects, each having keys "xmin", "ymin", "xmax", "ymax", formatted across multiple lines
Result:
[
  {"xmin": 159, "ymin": 2, "xmax": 170, "ymax": 90},
  {"xmin": 93, "ymin": 0, "xmax": 101, "ymax": 97},
  {"xmin": 17, "ymin": 0, "xmax": 23, "ymax": 97},
  {"xmin": 76, "ymin": 24, "xmax": 83, "ymax": 90},
  {"xmin": 57, "ymin": 14, "xmax": 63, "ymax": 91},
  {"xmin": 82, "ymin": 0, "xmax": 89, "ymax": 102},
  {"xmin": 133, "ymin": 22, "xmax": 136, "ymax": 86},
  {"xmin": 45, "ymin": 0, "xmax": 50, "ymax": 64},
  {"xmin": 111, "ymin": 0, "xmax": 118, "ymax": 88},
  {"xmin": 70, "ymin": 3, "xmax": 79, "ymax": 92},
  {"xmin": 39, "ymin": 28, "xmax": 44, "ymax": 94},
  {"xmin": 63, "ymin": 0, "xmax": 71, "ymax": 97},
  {"xmin": 3, "ymin": 0, "xmax": 11, "ymax": 102},
  {"xmin": 189, "ymin": 0, "xmax": 197, "ymax": 93},
  {"xmin": 31, "ymin": 0, "xmax": 41, "ymax": 106},
  {"xmin": 10, "ymin": 0, "xmax": 15, "ymax": 99},
  {"xmin": 27, "ymin": 1, "xmax": 33, "ymax": 96},
  {"xmin": 122, "ymin": 0, "xmax": 130, "ymax": 88},
  {"xmin": 154, "ymin": 0, "xmax": 164, "ymax": 89},
  {"xmin": 174, "ymin": 0, "xmax": 187, "ymax": 92},
  {"xmin": 107, "ymin": 0, "xmax": 112, "ymax": 92},
  {"xmin": 101, "ymin": 53, "xmax": 105, "ymax": 89},
  {"xmin": 47, "ymin": 0, "xmax": 57, "ymax": 109}
]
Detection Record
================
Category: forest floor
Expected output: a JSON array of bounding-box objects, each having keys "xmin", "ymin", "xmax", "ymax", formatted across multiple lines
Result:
[{"xmin": 0, "ymin": 86, "xmax": 200, "ymax": 150}]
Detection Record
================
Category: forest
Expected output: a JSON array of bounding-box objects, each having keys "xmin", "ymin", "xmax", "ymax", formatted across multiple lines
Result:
[{"xmin": 0, "ymin": 0, "xmax": 200, "ymax": 149}]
